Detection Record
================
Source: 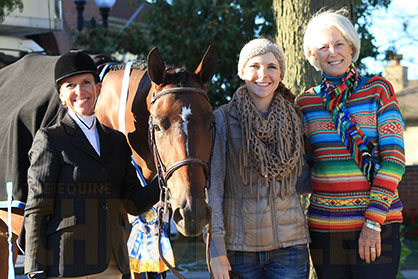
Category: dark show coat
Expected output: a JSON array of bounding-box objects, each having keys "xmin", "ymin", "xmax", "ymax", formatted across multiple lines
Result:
[{"xmin": 20, "ymin": 113, "xmax": 160, "ymax": 277}]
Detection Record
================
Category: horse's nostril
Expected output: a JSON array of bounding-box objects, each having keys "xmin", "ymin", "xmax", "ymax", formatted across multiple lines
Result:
[
  {"xmin": 171, "ymin": 200, "xmax": 212, "ymax": 236},
  {"xmin": 172, "ymin": 208, "xmax": 183, "ymax": 224}
]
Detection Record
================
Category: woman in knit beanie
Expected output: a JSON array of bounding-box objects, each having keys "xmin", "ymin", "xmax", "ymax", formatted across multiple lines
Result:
[{"xmin": 208, "ymin": 37, "xmax": 311, "ymax": 279}]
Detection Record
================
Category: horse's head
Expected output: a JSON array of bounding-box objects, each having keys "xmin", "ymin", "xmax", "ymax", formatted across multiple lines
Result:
[{"xmin": 147, "ymin": 46, "xmax": 217, "ymax": 236}]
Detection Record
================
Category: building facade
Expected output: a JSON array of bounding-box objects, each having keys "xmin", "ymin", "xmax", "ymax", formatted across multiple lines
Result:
[{"xmin": 0, "ymin": 0, "xmax": 149, "ymax": 66}]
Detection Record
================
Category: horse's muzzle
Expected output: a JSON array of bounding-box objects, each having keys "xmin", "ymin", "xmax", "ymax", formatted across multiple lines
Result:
[{"xmin": 172, "ymin": 198, "xmax": 211, "ymax": 237}]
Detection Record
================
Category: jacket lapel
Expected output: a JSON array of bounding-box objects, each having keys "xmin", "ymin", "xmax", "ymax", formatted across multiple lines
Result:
[
  {"xmin": 62, "ymin": 113, "xmax": 103, "ymax": 164},
  {"xmin": 96, "ymin": 121, "xmax": 112, "ymax": 165}
]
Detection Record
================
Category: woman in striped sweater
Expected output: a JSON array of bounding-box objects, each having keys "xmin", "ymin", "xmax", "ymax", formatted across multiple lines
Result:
[{"xmin": 296, "ymin": 8, "xmax": 405, "ymax": 279}]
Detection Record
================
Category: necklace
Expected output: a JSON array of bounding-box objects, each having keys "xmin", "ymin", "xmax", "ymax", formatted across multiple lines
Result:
[{"xmin": 75, "ymin": 113, "xmax": 96, "ymax": 130}]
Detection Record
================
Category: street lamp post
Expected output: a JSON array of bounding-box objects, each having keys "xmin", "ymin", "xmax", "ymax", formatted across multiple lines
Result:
[
  {"xmin": 73, "ymin": 0, "xmax": 116, "ymax": 31},
  {"xmin": 74, "ymin": 0, "xmax": 87, "ymax": 31},
  {"xmin": 95, "ymin": 0, "xmax": 117, "ymax": 29}
]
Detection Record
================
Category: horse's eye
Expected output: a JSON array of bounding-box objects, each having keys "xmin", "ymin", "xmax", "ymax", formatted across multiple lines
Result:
[{"xmin": 153, "ymin": 124, "xmax": 161, "ymax": 132}]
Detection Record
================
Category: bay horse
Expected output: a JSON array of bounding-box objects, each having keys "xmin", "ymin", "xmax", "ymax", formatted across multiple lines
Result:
[{"xmin": 96, "ymin": 46, "xmax": 216, "ymax": 237}]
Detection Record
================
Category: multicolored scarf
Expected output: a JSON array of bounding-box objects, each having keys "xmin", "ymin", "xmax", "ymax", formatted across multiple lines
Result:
[{"xmin": 321, "ymin": 64, "xmax": 379, "ymax": 183}]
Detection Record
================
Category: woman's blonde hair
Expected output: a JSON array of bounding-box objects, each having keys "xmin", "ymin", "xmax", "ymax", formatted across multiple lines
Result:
[{"xmin": 303, "ymin": 8, "xmax": 361, "ymax": 71}]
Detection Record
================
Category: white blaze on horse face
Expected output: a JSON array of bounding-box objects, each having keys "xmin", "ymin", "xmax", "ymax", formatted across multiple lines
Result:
[{"xmin": 180, "ymin": 105, "xmax": 192, "ymax": 156}]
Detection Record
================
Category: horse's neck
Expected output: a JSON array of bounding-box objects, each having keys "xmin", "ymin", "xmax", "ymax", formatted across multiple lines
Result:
[
  {"xmin": 127, "ymin": 70, "xmax": 157, "ymax": 181},
  {"xmin": 131, "ymin": 70, "xmax": 151, "ymax": 113}
]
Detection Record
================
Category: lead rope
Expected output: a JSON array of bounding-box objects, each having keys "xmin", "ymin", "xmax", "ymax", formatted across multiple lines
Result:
[
  {"xmin": 151, "ymin": 118, "xmax": 186, "ymax": 279},
  {"xmin": 206, "ymin": 113, "xmax": 218, "ymax": 279},
  {"xmin": 150, "ymin": 87, "xmax": 213, "ymax": 279},
  {"xmin": 157, "ymin": 205, "xmax": 185, "ymax": 279},
  {"xmin": 206, "ymin": 208, "xmax": 213, "ymax": 279}
]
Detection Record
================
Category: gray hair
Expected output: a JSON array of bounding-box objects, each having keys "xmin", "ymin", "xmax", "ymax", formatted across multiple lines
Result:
[{"xmin": 303, "ymin": 8, "xmax": 361, "ymax": 71}]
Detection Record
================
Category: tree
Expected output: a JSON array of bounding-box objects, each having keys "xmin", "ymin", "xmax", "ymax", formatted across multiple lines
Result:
[
  {"xmin": 72, "ymin": 23, "xmax": 149, "ymax": 61},
  {"xmin": 73, "ymin": 0, "xmax": 276, "ymax": 107},
  {"xmin": 376, "ymin": 6, "xmax": 417, "ymax": 72},
  {"xmin": 273, "ymin": 0, "xmax": 391, "ymax": 96},
  {"xmin": 145, "ymin": 0, "xmax": 276, "ymax": 106},
  {"xmin": 353, "ymin": 0, "xmax": 391, "ymax": 73},
  {"xmin": 0, "ymin": 0, "xmax": 23, "ymax": 22},
  {"xmin": 72, "ymin": 0, "xmax": 391, "ymax": 106}
]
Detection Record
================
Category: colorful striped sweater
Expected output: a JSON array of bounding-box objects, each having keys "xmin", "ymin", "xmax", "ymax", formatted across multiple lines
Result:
[{"xmin": 296, "ymin": 76, "xmax": 405, "ymax": 232}]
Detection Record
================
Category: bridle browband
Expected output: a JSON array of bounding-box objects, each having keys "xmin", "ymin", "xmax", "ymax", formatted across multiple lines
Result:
[{"xmin": 150, "ymin": 87, "xmax": 209, "ymax": 105}]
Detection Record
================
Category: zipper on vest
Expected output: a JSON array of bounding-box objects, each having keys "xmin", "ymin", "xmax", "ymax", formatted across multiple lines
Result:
[{"xmin": 270, "ymin": 186, "xmax": 279, "ymax": 247}]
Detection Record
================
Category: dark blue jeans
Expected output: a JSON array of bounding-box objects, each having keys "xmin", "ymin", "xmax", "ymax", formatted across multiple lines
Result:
[
  {"xmin": 310, "ymin": 223, "xmax": 401, "ymax": 279},
  {"xmin": 227, "ymin": 245, "xmax": 310, "ymax": 279}
]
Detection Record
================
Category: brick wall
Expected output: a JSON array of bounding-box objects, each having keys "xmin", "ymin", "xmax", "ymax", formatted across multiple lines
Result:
[
  {"xmin": 398, "ymin": 165, "xmax": 418, "ymax": 213},
  {"xmin": 53, "ymin": 1, "xmax": 102, "ymax": 53}
]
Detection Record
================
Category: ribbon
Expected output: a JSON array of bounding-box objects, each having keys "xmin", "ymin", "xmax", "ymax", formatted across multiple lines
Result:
[{"xmin": 127, "ymin": 208, "xmax": 175, "ymax": 273}]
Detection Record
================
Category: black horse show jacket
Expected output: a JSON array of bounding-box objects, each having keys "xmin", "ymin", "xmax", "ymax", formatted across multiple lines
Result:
[{"xmin": 19, "ymin": 113, "xmax": 160, "ymax": 277}]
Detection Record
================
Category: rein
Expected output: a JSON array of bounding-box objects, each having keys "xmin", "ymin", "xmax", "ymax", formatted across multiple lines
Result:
[{"xmin": 149, "ymin": 86, "xmax": 211, "ymax": 279}]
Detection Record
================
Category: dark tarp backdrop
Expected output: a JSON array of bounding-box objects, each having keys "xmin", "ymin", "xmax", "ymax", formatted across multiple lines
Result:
[{"xmin": 0, "ymin": 53, "xmax": 66, "ymax": 206}]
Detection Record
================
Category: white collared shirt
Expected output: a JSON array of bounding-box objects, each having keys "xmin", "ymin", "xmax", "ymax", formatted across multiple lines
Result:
[{"xmin": 68, "ymin": 110, "xmax": 101, "ymax": 156}]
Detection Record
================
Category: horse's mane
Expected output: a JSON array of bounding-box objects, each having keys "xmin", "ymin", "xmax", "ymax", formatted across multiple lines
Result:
[
  {"xmin": 108, "ymin": 60, "xmax": 148, "ymax": 71},
  {"xmin": 108, "ymin": 61, "xmax": 193, "ymax": 87},
  {"xmin": 108, "ymin": 61, "xmax": 186, "ymax": 72}
]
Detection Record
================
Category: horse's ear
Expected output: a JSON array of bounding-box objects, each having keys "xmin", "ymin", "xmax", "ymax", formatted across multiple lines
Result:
[
  {"xmin": 194, "ymin": 45, "xmax": 217, "ymax": 85},
  {"xmin": 147, "ymin": 47, "xmax": 166, "ymax": 85}
]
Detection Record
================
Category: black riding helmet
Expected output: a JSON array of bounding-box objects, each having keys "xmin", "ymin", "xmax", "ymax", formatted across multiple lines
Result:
[{"xmin": 54, "ymin": 50, "xmax": 100, "ymax": 90}]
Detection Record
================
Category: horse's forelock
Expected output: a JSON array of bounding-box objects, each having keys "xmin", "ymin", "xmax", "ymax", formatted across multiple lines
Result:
[{"xmin": 165, "ymin": 67, "xmax": 204, "ymax": 87}]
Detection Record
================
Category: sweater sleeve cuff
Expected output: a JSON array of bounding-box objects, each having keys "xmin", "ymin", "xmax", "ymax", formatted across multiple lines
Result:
[
  {"xmin": 209, "ymin": 234, "xmax": 227, "ymax": 258},
  {"xmin": 364, "ymin": 187, "xmax": 394, "ymax": 224}
]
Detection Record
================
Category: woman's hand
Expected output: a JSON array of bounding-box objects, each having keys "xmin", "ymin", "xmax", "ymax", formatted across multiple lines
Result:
[
  {"xmin": 358, "ymin": 224, "xmax": 381, "ymax": 263},
  {"xmin": 210, "ymin": 255, "xmax": 231, "ymax": 279}
]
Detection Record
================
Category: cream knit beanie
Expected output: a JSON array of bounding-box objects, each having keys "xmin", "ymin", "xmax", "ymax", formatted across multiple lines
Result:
[{"xmin": 237, "ymin": 38, "xmax": 286, "ymax": 80}]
